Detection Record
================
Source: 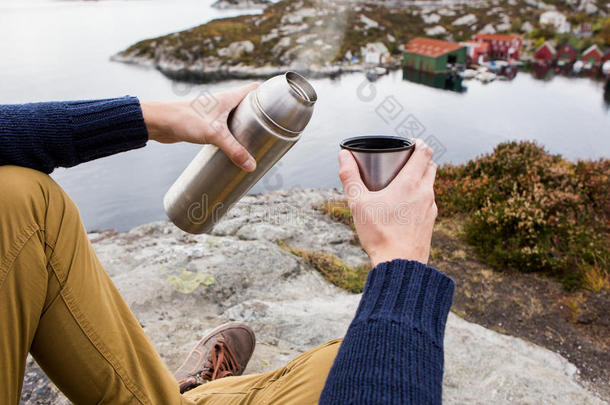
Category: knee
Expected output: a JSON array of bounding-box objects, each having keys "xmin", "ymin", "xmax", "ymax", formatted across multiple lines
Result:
[
  {"xmin": 310, "ymin": 339, "xmax": 342, "ymax": 373},
  {"xmin": 0, "ymin": 165, "xmax": 56, "ymax": 207},
  {"xmin": 0, "ymin": 165, "xmax": 71, "ymax": 232}
]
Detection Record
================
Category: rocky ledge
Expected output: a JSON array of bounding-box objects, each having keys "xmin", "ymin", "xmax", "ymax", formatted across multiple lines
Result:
[
  {"xmin": 113, "ymin": 0, "xmax": 606, "ymax": 82},
  {"xmin": 21, "ymin": 189, "xmax": 606, "ymax": 404}
]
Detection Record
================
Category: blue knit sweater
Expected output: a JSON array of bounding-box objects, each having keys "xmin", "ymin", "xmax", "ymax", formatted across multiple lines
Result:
[
  {"xmin": 0, "ymin": 97, "xmax": 147, "ymax": 173},
  {"xmin": 0, "ymin": 98, "xmax": 455, "ymax": 404}
]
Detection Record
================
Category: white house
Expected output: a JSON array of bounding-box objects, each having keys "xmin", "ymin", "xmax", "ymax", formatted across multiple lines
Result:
[
  {"xmin": 361, "ymin": 42, "xmax": 390, "ymax": 65},
  {"xmin": 539, "ymin": 11, "xmax": 571, "ymax": 34}
]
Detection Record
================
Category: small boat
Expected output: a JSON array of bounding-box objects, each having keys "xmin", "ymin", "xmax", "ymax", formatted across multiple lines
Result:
[
  {"xmin": 461, "ymin": 69, "xmax": 477, "ymax": 79},
  {"xmin": 481, "ymin": 60, "xmax": 508, "ymax": 73},
  {"xmin": 476, "ymin": 70, "xmax": 496, "ymax": 83},
  {"xmin": 603, "ymin": 60, "xmax": 610, "ymax": 76},
  {"xmin": 374, "ymin": 66, "xmax": 387, "ymax": 75}
]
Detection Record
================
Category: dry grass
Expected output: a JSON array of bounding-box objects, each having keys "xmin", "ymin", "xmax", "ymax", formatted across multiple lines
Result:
[
  {"xmin": 581, "ymin": 262, "xmax": 610, "ymax": 292},
  {"xmin": 564, "ymin": 296, "xmax": 582, "ymax": 323},
  {"xmin": 278, "ymin": 241, "xmax": 370, "ymax": 293},
  {"xmin": 318, "ymin": 199, "xmax": 353, "ymax": 228}
]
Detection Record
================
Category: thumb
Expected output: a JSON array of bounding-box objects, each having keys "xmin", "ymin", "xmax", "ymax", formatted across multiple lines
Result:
[
  {"xmin": 222, "ymin": 82, "xmax": 260, "ymax": 109},
  {"xmin": 338, "ymin": 150, "xmax": 367, "ymax": 202},
  {"xmin": 215, "ymin": 127, "xmax": 257, "ymax": 172}
]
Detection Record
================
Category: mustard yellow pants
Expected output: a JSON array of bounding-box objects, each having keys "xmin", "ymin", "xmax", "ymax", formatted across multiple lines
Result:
[{"xmin": 0, "ymin": 166, "xmax": 340, "ymax": 405}]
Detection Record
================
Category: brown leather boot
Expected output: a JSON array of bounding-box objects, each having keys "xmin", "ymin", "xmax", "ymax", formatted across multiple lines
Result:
[{"xmin": 174, "ymin": 322, "xmax": 256, "ymax": 393}]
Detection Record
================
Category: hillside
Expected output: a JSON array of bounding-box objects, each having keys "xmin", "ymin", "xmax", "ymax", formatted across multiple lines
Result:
[{"xmin": 113, "ymin": 0, "xmax": 608, "ymax": 81}]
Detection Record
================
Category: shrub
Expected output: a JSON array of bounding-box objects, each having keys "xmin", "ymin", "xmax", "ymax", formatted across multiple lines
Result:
[{"xmin": 436, "ymin": 141, "xmax": 609, "ymax": 290}]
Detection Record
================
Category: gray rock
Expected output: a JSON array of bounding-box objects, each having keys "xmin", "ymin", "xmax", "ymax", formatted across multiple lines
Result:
[
  {"xmin": 496, "ymin": 22, "xmax": 511, "ymax": 32},
  {"xmin": 260, "ymin": 28, "xmax": 278, "ymax": 43},
  {"xmin": 211, "ymin": 0, "xmax": 268, "ymax": 10},
  {"xmin": 426, "ymin": 25, "xmax": 448, "ymax": 36},
  {"xmin": 453, "ymin": 14, "xmax": 478, "ymax": 26},
  {"xmin": 279, "ymin": 23, "xmax": 308, "ymax": 35},
  {"xmin": 217, "ymin": 40, "xmax": 255, "ymax": 58},
  {"xmin": 20, "ymin": 189, "xmax": 607, "ymax": 404},
  {"xmin": 438, "ymin": 7, "xmax": 457, "ymax": 16},
  {"xmin": 422, "ymin": 13, "xmax": 441, "ymax": 24},
  {"xmin": 522, "ymin": 21, "xmax": 535, "ymax": 33},
  {"xmin": 479, "ymin": 23, "xmax": 497, "ymax": 34},
  {"xmin": 359, "ymin": 14, "xmax": 379, "ymax": 29},
  {"xmin": 580, "ymin": 0, "xmax": 598, "ymax": 14},
  {"xmin": 281, "ymin": 7, "xmax": 317, "ymax": 24}
]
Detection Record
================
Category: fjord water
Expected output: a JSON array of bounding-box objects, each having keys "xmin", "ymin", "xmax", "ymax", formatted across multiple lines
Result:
[{"xmin": 2, "ymin": 0, "xmax": 609, "ymax": 231}]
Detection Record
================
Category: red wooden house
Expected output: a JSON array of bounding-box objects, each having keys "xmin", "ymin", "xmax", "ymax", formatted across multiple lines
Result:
[
  {"xmin": 472, "ymin": 34, "xmax": 522, "ymax": 60},
  {"xmin": 582, "ymin": 44, "xmax": 603, "ymax": 68},
  {"xmin": 461, "ymin": 40, "xmax": 489, "ymax": 65},
  {"xmin": 557, "ymin": 43, "xmax": 577, "ymax": 63},
  {"xmin": 534, "ymin": 42, "xmax": 556, "ymax": 64}
]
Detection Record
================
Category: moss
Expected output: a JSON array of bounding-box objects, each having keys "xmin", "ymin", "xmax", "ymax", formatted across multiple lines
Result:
[{"xmin": 279, "ymin": 241, "xmax": 370, "ymax": 293}]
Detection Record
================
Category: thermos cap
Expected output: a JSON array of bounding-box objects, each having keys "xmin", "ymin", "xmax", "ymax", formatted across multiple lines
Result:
[{"xmin": 255, "ymin": 71, "xmax": 317, "ymax": 136}]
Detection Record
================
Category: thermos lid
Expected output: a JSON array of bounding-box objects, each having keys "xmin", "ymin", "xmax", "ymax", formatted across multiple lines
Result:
[{"xmin": 255, "ymin": 71, "xmax": 317, "ymax": 136}]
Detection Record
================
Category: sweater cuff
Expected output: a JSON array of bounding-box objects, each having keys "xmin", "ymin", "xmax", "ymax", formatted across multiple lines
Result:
[
  {"xmin": 66, "ymin": 96, "xmax": 149, "ymax": 163},
  {"xmin": 353, "ymin": 259, "xmax": 455, "ymax": 345}
]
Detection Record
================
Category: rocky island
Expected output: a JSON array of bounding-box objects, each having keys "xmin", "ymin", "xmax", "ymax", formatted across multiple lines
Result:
[
  {"xmin": 20, "ymin": 189, "xmax": 607, "ymax": 404},
  {"xmin": 112, "ymin": 0, "xmax": 606, "ymax": 82}
]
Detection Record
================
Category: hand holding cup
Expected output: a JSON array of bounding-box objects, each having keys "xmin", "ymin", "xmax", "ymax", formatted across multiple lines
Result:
[{"xmin": 338, "ymin": 138, "xmax": 437, "ymax": 266}]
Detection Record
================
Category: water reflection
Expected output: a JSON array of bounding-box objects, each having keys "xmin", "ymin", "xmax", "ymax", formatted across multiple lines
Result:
[
  {"xmin": 402, "ymin": 68, "xmax": 466, "ymax": 93},
  {"xmin": 532, "ymin": 62, "xmax": 554, "ymax": 81}
]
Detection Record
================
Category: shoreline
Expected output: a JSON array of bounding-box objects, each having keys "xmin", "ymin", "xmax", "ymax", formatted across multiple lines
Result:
[{"xmin": 110, "ymin": 53, "xmax": 402, "ymax": 83}]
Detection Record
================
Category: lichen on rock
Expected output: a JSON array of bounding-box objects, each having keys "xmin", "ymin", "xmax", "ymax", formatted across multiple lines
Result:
[{"xmin": 167, "ymin": 269, "xmax": 216, "ymax": 294}]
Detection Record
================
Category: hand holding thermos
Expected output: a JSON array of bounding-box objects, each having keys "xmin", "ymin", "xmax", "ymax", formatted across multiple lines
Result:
[{"xmin": 163, "ymin": 72, "xmax": 317, "ymax": 234}]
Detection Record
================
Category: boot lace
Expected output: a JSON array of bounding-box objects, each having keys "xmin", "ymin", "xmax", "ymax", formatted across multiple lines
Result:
[
  {"xmin": 200, "ymin": 337, "xmax": 241, "ymax": 381},
  {"xmin": 178, "ymin": 338, "xmax": 241, "ymax": 393}
]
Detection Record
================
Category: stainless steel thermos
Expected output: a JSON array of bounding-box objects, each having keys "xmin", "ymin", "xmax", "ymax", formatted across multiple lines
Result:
[{"xmin": 164, "ymin": 72, "xmax": 317, "ymax": 234}]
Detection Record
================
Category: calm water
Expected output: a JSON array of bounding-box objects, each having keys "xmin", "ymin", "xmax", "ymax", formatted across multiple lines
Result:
[{"xmin": 2, "ymin": 0, "xmax": 609, "ymax": 231}]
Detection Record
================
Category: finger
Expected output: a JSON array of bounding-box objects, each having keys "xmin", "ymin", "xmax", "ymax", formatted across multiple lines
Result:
[
  {"xmin": 215, "ymin": 127, "xmax": 257, "ymax": 171},
  {"xmin": 394, "ymin": 138, "xmax": 434, "ymax": 185},
  {"xmin": 220, "ymin": 82, "xmax": 260, "ymax": 110},
  {"xmin": 338, "ymin": 150, "xmax": 367, "ymax": 202},
  {"xmin": 422, "ymin": 160, "xmax": 437, "ymax": 190}
]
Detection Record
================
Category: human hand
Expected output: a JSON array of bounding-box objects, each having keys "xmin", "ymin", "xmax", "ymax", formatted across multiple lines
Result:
[
  {"xmin": 141, "ymin": 82, "xmax": 259, "ymax": 171},
  {"xmin": 337, "ymin": 139, "xmax": 438, "ymax": 267}
]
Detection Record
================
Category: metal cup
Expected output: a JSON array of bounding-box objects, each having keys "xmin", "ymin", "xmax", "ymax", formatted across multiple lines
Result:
[{"xmin": 340, "ymin": 136, "xmax": 415, "ymax": 191}]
